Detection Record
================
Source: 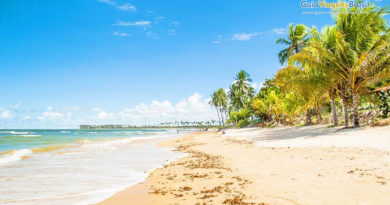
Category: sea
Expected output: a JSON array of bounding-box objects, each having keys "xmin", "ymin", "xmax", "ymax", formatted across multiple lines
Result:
[{"xmin": 0, "ymin": 129, "xmax": 186, "ymax": 205}]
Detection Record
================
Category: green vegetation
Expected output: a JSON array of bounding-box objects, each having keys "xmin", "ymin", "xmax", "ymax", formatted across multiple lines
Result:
[
  {"xmin": 80, "ymin": 121, "xmax": 219, "ymax": 129},
  {"xmin": 210, "ymin": 2, "xmax": 390, "ymax": 128}
]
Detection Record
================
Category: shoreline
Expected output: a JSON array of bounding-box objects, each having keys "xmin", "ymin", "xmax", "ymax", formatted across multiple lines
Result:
[
  {"xmin": 97, "ymin": 126, "xmax": 390, "ymax": 205},
  {"xmin": 0, "ymin": 130, "xmax": 186, "ymax": 205}
]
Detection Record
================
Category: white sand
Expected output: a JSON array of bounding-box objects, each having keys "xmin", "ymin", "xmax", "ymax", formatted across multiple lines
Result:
[{"xmin": 224, "ymin": 125, "xmax": 390, "ymax": 151}]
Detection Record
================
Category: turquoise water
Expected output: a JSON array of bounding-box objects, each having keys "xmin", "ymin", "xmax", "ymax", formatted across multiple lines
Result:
[
  {"xmin": 0, "ymin": 129, "xmax": 185, "ymax": 204},
  {"xmin": 0, "ymin": 129, "xmax": 168, "ymax": 152}
]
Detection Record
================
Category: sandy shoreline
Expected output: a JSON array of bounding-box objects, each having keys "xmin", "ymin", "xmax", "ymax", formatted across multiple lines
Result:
[{"xmin": 96, "ymin": 125, "xmax": 390, "ymax": 205}]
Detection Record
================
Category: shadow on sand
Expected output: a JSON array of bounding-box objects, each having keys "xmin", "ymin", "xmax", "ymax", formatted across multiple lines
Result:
[{"xmin": 252, "ymin": 125, "xmax": 364, "ymax": 141}]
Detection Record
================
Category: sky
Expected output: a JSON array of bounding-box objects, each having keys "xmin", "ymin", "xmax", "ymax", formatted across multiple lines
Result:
[{"xmin": 0, "ymin": 0, "xmax": 389, "ymax": 128}]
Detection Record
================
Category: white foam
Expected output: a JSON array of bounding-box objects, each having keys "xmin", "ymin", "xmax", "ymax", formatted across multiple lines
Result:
[
  {"xmin": 20, "ymin": 134, "xmax": 41, "ymax": 137},
  {"xmin": 0, "ymin": 131, "xmax": 30, "ymax": 135},
  {"xmin": 0, "ymin": 149, "xmax": 32, "ymax": 165},
  {"xmin": 0, "ymin": 132, "xmax": 186, "ymax": 205}
]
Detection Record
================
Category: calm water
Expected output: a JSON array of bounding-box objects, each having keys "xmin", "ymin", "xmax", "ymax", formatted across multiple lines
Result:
[{"xmin": 0, "ymin": 129, "xmax": 186, "ymax": 204}]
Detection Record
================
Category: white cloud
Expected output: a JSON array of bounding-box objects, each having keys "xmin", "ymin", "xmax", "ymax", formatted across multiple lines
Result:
[
  {"xmin": 146, "ymin": 31, "xmax": 158, "ymax": 39},
  {"xmin": 98, "ymin": 0, "xmax": 116, "ymax": 5},
  {"xmin": 221, "ymin": 28, "xmax": 286, "ymax": 44},
  {"xmin": 98, "ymin": 0, "xmax": 136, "ymax": 12},
  {"xmin": 272, "ymin": 28, "xmax": 287, "ymax": 35},
  {"xmin": 212, "ymin": 35, "xmax": 223, "ymax": 44},
  {"xmin": 171, "ymin": 21, "xmax": 180, "ymax": 27},
  {"xmin": 118, "ymin": 93, "xmax": 217, "ymax": 125},
  {"xmin": 10, "ymin": 103, "xmax": 22, "ymax": 110},
  {"xmin": 154, "ymin": 16, "xmax": 165, "ymax": 23},
  {"xmin": 167, "ymin": 29, "xmax": 176, "ymax": 35},
  {"xmin": 115, "ymin": 21, "xmax": 151, "ymax": 27},
  {"xmin": 251, "ymin": 82, "xmax": 264, "ymax": 92},
  {"xmin": 93, "ymin": 108, "xmax": 115, "ymax": 120},
  {"xmin": 37, "ymin": 106, "xmax": 76, "ymax": 121},
  {"xmin": 0, "ymin": 110, "xmax": 14, "ymax": 119},
  {"xmin": 0, "ymin": 94, "xmax": 217, "ymax": 127},
  {"xmin": 38, "ymin": 109, "xmax": 64, "ymax": 121},
  {"xmin": 232, "ymin": 32, "xmax": 261, "ymax": 41},
  {"xmin": 23, "ymin": 115, "xmax": 32, "ymax": 121},
  {"xmin": 117, "ymin": 3, "xmax": 136, "ymax": 11},
  {"xmin": 113, "ymin": 31, "xmax": 130, "ymax": 36}
]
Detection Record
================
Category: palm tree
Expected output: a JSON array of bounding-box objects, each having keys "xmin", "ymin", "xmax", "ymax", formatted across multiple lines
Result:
[
  {"xmin": 209, "ymin": 88, "xmax": 228, "ymax": 125},
  {"xmin": 228, "ymin": 70, "xmax": 255, "ymax": 110},
  {"xmin": 289, "ymin": 26, "xmax": 346, "ymax": 126},
  {"xmin": 333, "ymin": 4, "xmax": 390, "ymax": 127},
  {"xmin": 276, "ymin": 24, "xmax": 310, "ymax": 65},
  {"xmin": 210, "ymin": 91, "xmax": 222, "ymax": 125},
  {"xmin": 275, "ymin": 66, "xmax": 328, "ymax": 125}
]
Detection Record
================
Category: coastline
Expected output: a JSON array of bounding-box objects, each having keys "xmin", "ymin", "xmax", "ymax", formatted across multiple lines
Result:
[
  {"xmin": 0, "ymin": 130, "xmax": 186, "ymax": 205},
  {"xmin": 97, "ymin": 125, "xmax": 390, "ymax": 205}
]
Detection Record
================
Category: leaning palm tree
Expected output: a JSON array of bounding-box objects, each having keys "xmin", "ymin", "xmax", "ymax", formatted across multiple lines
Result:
[{"xmin": 276, "ymin": 24, "xmax": 310, "ymax": 65}]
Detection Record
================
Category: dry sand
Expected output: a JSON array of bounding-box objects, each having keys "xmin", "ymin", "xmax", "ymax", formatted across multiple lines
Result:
[{"xmin": 96, "ymin": 125, "xmax": 390, "ymax": 205}]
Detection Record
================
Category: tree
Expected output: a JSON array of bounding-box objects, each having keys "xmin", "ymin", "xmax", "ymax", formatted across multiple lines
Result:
[
  {"xmin": 209, "ymin": 88, "xmax": 228, "ymax": 125},
  {"xmin": 275, "ymin": 66, "xmax": 328, "ymax": 125},
  {"xmin": 228, "ymin": 70, "xmax": 255, "ymax": 110},
  {"xmin": 276, "ymin": 24, "xmax": 310, "ymax": 65},
  {"xmin": 290, "ymin": 26, "xmax": 346, "ymax": 126}
]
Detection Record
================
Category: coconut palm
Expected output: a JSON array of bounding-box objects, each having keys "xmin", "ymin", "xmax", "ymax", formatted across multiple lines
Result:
[
  {"xmin": 289, "ymin": 26, "xmax": 347, "ymax": 126},
  {"xmin": 275, "ymin": 65, "xmax": 328, "ymax": 125},
  {"xmin": 209, "ymin": 88, "xmax": 228, "ymax": 125},
  {"xmin": 276, "ymin": 24, "xmax": 310, "ymax": 65},
  {"xmin": 228, "ymin": 70, "xmax": 255, "ymax": 110},
  {"xmin": 333, "ymin": 4, "xmax": 390, "ymax": 127},
  {"xmin": 210, "ymin": 91, "xmax": 222, "ymax": 125}
]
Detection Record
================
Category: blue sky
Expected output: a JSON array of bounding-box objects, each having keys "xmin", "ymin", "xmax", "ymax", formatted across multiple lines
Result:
[{"xmin": 0, "ymin": 0, "xmax": 389, "ymax": 128}]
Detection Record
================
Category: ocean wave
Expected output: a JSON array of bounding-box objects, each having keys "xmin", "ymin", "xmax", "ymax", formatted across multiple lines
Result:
[
  {"xmin": 0, "ymin": 149, "xmax": 32, "ymax": 165},
  {"xmin": 20, "ymin": 134, "xmax": 41, "ymax": 138},
  {"xmin": 0, "ymin": 131, "xmax": 30, "ymax": 135}
]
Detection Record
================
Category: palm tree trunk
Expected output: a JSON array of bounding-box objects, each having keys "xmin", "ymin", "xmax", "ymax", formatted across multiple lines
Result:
[
  {"xmin": 305, "ymin": 109, "xmax": 312, "ymax": 126},
  {"xmin": 330, "ymin": 91, "xmax": 338, "ymax": 126},
  {"xmin": 225, "ymin": 111, "xmax": 229, "ymax": 123},
  {"xmin": 352, "ymin": 92, "xmax": 360, "ymax": 127},
  {"xmin": 219, "ymin": 108, "xmax": 225, "ymax": 125},
  {"xmin": 316, "ymin": 110, "xmax": 322, "ymax": 124},
  {"xmin": 342, "ymin": 97, "xmax": 349, "ymax": 127},
  {"xmin": 215, "ymin": 108, "xmax": 221, "ymax": 126}
]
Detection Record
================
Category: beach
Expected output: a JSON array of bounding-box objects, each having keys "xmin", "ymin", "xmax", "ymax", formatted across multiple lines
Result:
[
  {"xmin": 0, "ymin": 129, "xmax": 186, "ymax": 205},
  {"xmin": 97, "ymin": 125, "xmax": 390, "ymax": 205}
]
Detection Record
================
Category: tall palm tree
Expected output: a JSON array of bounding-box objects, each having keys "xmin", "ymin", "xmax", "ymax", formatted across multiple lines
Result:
[
  {"xmin": 333, "ymin": 4, "xmax": 390, "ymax": 127},
  {"xmin": 209, "ymin": 88, "xmax": 228, "ymax": 125},
  {"xmin": 228, "ymin": 70, "xmax": 255, "ymax": 110},
  {"xmin": 209, "ymin": 91, "xmax": 222, "ymax": 125},
  {"xmin": 276, "ymin": 24, "xmax": 310, "ymax": 65},
  {"xmin": 290, "ymin": 26, "xmax": 347, "ymax": 126},
  {"xmin": 216, "ymin": 88, "xmax": 228, "ymax": 125}
]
